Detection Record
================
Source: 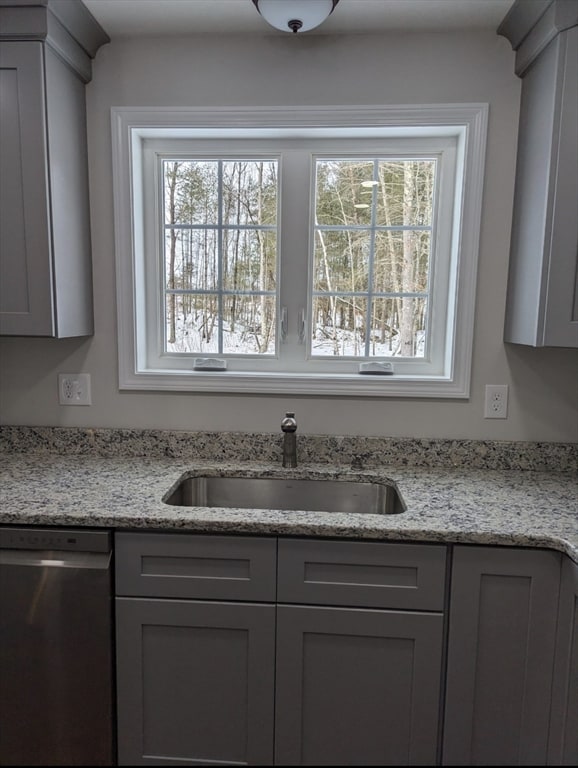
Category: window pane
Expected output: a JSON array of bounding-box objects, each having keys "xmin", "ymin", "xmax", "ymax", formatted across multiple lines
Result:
[
  {"xmin": 313, "ymin": 230, "xmax": 370, "ymax": 293},
  {"xmin": 163, "ymin": 157, "xmax": 279, "ymax": 356},
  {"xmin": 311, "ymin": 296, "xmax": 428, "ymax": 359},
  {"xmin": 165, "ymin": 293, "xmax": 220, "ymax": 354},
  {"xmin": 370, "ymin": 297, "xmax": 427, "ymax": 357},
  {"xmin": 222, "ymin": 161, "xmax": 277, "ymax": 225},
  {"xmin": 165, "ymin": 229, "xmax": 218, "ymax": 291},
  {"xmin": 311, "ymin": 296, "xmax": 368, "ymax": 357},
  {"xmin": 375, "ymin": 160, "xmax": 435, "ymax": 226},
  {"xmin": 312, "ymin": 157, "xmax": 434, "ymax": 359},
  {"xmin": 223, "ymin": 229, "xmax": 276, "ymax": 292},
  {"xmin": 373, "ymin": 231, "xmax": 431, "ymax": 294},
  {"xmin": 164, "ymin": 161, "xmax": 219, "ymax": 225},
  {"xmin": 316, "ymin": 160, "xmax": 374, "ymax": 226},
  {"xmin": 222, "ymin": 295, "xmax": 276, "ymax": 355}
]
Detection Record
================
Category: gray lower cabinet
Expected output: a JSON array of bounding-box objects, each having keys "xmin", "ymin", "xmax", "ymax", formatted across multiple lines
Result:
[
  {"xmin": 274, "ymin": 538, "xmax": 447, "ymax": 765},
  {"xmin": 548, "ymin": 556, "xmax": 578, "ymax": 766},
  {"xmin": 115, "ymin": 532, "xmax": 278, "ymax": 766},
  {"xmin": 115, "ymin": 532, "xmax": 576, "ymax": 767},
  {"xmin": 274, "ymin": 605, "xmax": 444, "ymax": 766},
  {"xmin": 115, "ymin": 597, "xmax": 276, "ymax": 766},
  {"xmin": 443, "ymin": 545, "xmax": 562, "ymax": 766},
  {"xmin": 115, "ymin": 533, "xmax": 447, "ymax": 767}
]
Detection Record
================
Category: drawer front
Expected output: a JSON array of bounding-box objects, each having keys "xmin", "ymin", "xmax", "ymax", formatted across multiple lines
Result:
[
  {"xmin": 278, "ymin": 539, "xmax": 447, "ymax": 611},
  {"xmin": 115, "ymin": 532, "xmax": 277, "ymax": 601}
]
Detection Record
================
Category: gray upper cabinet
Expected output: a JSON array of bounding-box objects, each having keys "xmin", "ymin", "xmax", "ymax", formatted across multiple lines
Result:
[
  {"xmin": 500, "ymin": 1, "xmax": 578, "ymax": 347},
  {"xmin": 0, "ymin": 1, "xmax": 109, "ymax": 337}
]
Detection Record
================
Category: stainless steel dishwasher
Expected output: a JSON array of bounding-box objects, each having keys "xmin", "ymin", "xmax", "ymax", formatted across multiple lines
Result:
[{"xmin": 0, "ymin": 527, "xmax": 114, "ymax": 766}]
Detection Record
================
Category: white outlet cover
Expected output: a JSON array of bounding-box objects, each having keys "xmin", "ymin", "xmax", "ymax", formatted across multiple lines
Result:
[
  {"xmin": 58, "ymin": 373, "xmax": 92, "ymax": 406},
  {"xmin": 484, "ymin": 384, "xmax": 508, "ymax": 419}
]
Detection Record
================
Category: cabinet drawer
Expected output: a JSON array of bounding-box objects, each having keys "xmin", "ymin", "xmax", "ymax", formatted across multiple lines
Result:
[
  {"xmin": 115, "ymin": 532, "xmax": 277, "ymax": 601},
  {"xmin": 278, "ymin": 539, "xmax": 447, "ymax": 611}
]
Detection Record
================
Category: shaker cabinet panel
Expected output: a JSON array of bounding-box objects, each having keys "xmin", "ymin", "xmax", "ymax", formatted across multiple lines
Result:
[
  {"xmin": 115, "ymin": 531, "xmax": 277, "ymax": 601},
  {"xmin": 549, "ymin": 556, "xmax": 578, "ymax": 766},
  {"xmin": 504, "ymin": 25, "xmax": 578, "ymax": 348},
  {"xmin": 275, "ymin": 604, "xmax": 444, "ymax": 766},
  {"xmin": 0, "ymin": 40, "xmax": 94, "ymax": 337},
  {"xmin": 542, "ymin": 25, "xmax": 578, "ymax": 345},
  {"xmin": 443, "ymin": 546, "xmax": 561, "ymax": 766},
  {"xmin": 116, "ymin": 597, "xmax": 276, "ymax": 766},
  {"xmin": 0, "ymin": 42, "xmax": 54, "ymax": 335},
  {"xmin": 278, "ymin": 538, "xmax": 446, "ymax": 611}
]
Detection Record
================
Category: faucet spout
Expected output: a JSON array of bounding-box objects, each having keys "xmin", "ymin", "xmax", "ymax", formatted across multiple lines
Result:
[{"xmin": 281, "ymin": 412, "xmax": 298, "ymax": 468}]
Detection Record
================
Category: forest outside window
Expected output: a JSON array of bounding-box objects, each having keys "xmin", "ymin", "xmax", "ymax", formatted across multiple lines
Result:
[
  {"xmin": 112, "ymin": 106, "xmax": 488, "ymax": 396},
  {"xmin": 163, "ymin": 158, "xmax": 278, "ymax": 357}
]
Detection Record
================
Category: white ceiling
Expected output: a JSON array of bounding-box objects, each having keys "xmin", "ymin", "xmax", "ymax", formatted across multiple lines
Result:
[{"xmin": 83, "ymin": 0, "xmax": 516, "ymax": 39}]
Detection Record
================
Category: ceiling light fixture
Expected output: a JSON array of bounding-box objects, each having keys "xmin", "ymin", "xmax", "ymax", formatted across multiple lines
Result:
[{"xmin": 252, "ymin": 0, "xmax": 340, "ymax": 34}]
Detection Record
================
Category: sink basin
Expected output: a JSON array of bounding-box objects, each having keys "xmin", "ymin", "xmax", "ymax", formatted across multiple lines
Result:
[{"xmin": 164, "ymin": 475, "xmax": 405, "ymax": 515}]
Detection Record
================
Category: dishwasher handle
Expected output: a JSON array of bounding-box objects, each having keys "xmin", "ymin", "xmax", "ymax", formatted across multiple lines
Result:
[{"xmin": 0, "ymin": 549, "xmax": 111, "ymax": 570}]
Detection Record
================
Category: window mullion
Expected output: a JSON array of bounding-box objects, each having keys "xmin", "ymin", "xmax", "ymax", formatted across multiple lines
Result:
[
  {"xmin": 278, "ymin": 150, "xmax": 311, "ymax": 363},
  {"xmin": 364, "ymin": 159, "xmax": 379, "ymax": 357},
  {"xmin": 217, "ymin": 160, "xmax": 224, "ymax": 355}
]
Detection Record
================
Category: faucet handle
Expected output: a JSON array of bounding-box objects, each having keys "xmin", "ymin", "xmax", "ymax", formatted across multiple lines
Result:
[{"xmin": 281, "ymin": 412, "xmax": 297, "ymax": 432}]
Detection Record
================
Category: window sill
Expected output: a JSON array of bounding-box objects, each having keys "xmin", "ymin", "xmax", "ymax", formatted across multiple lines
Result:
[{"xmin": 120, "ymin": 368, "xmax": 470, "ymax": 398}]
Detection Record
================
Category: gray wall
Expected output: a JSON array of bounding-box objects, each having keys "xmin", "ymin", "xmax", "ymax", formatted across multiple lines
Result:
[{"xmin": 1, "ymin": 30, "xmax": 577, "ymax": 441}]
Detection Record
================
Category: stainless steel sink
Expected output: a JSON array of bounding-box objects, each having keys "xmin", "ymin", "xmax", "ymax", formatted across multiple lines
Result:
[{"xmin": 164, "ymin": 475, "xmax": 405, "ymax": 515}]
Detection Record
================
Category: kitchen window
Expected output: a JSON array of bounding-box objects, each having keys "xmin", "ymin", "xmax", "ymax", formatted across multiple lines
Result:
[{"xmin": 112, "ymin": 105, "xmax": 488, "ymax": 397}]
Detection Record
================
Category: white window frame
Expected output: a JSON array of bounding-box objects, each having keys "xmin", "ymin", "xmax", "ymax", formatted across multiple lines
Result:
[{"xmin": 111, "ymin": 105, "xmax": 488, "ymax": 397}]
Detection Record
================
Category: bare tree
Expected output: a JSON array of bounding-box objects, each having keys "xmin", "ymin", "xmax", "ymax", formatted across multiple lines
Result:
[{"xmin": 165, "ymin": 162, "xmax": 180, "ymax": 345}]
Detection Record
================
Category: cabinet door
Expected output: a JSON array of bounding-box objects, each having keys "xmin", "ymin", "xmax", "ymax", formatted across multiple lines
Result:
[
  {"xmin": 116, "ymin": 598, "xmax": 275, "ymax": 766},
  {"xmin": 504, "ymin": 26, "xmax": 578, "ymax": 348},
  {"xmin": 275, "ymin": 605, "xmax": 444, "ymax": 766},
  {"xmin": 0, "ymin": 42, "xmax": 53, "ymax": 336},
  {"xmin": 443, "ymin": 546, "xmax": 561, "ymax": 766},
  {"xmin": 543, "ymin": 25, "xmax": 578, "ymax": 347},
  {"xmin": 548, "ymin": 555, "xmax": 578, "ymax": 766}
]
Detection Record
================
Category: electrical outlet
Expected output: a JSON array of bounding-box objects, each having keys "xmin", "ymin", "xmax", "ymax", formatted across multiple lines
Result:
[
  {"xmin": 58, "ymin": 373, "xmax": 92, "ymax": 406},
  {"xmin": 484, "ymin": 384, "xmax": 508, "ymax": 419}
]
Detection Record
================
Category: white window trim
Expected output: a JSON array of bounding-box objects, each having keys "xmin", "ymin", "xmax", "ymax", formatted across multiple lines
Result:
[{"xmin": 111, "ymin": 104, "xmax": 488, "ymax": 398}]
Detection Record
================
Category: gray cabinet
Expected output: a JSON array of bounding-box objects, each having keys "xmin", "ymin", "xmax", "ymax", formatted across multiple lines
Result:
[
  {"xmin": 501, "ymin": 1, "xmax": 578, "ymax": 347},
  {"xmin": 275, "ymin": 539, "xmax": 447, "ymax": 766},
  {"xmin": 115, "ymin": 532, "xmax": 576, "ymax": 767},
  {"xmin": 0, "ymin": 1, "xmax": 108, "ymax": 336},
  {"xmin": 548, "ymin": 556, "xmax": 578, "ymax": 766},
  {"xmin": 443, "ymin": 545, "xmax": 562, "ymax": 766},
  {"xmin": 275, "ymin": 606, "xmax": 443, "ymax": 766},
  {"xmin": 115, "ymin": 532, "xmax": 277, "ymax": 766},
  {"xmin": 115, "ymin": 533, "xmax": 447, "ymax": 767},
  {"xmin": 115, "ymin": 598, "xmax": 276, "ymax": 766}
]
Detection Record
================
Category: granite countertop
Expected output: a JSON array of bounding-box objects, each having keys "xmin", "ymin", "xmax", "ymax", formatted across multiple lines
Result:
[{"xmin": 1, "ymin": 453, "xmax": 576, "ymax": 563}]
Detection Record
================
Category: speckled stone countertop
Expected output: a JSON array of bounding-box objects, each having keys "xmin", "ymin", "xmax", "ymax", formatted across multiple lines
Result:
[{"xmin": 1, "ymin": 452, "xmax": 576, "ymax": 563}]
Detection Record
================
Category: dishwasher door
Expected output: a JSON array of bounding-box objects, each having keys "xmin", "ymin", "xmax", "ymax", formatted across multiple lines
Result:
[{"xmin": 0, "ymin": 528, "xmax": 114, "ymax": 766}]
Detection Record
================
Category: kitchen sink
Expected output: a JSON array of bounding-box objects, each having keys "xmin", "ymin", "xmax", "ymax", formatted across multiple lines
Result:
[{"xmin": 163, "ymin": 475, "xmax": 405, "ymax": 515}]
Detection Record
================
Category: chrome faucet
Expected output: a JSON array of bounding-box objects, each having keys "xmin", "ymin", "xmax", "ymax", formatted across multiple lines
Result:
[{"xmin": 281, "ymin": 412, "xmax": 298, "ymax": 468}]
